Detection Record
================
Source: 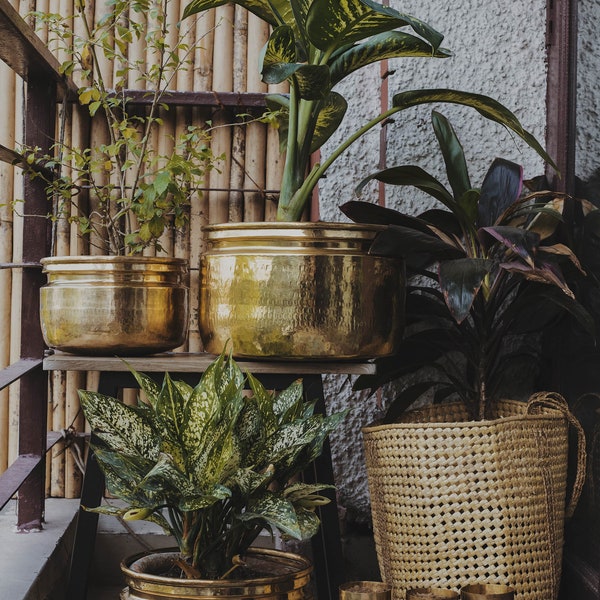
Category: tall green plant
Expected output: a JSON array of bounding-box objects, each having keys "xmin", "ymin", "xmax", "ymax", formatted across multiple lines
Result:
[
  {"xmin": 78, "ymin": 352, "xmax": 347, "ymax": 579},
  {"xmin": 24, "ymin": 0, "xmax": 221, "ymax": 255},
  {"xmin": 342, "ymin": 111, "xmax": 591, "ymax": 421},
  {"xmin": 182, "ymin": 0, "xmax": 554, "ymax": 222}
]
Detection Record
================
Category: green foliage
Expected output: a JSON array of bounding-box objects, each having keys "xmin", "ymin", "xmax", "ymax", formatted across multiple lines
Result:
[
  {"xmin": 342, "ymin": 111, "xmax": 592, "ymax": 421},
  {"xmin": 78, "ymin": 352, "xmax": 347, "ymax": 579},
  {"xmin": 23, "ymin": 0, "xmax": 222, "ymax": 255},
  {"xmin": 182, "ymin": 0, "xmax": 554, "ymax": 222}
]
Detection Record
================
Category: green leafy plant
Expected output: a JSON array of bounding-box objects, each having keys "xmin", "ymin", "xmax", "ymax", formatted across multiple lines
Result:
[
  {"xmin": 182, "ymin": 0, "xmax": 554, "ymax": 222},
  {"xmin": 78, "ymin": 352, "xmax": 347, "ymax": 579},
  {"xmin": 342, "ymin": 110, "xmax": 592, "ymax": 421},
  {"xmin": 23, "ymin": 0, "xmax": 221, "ymax": 255}
]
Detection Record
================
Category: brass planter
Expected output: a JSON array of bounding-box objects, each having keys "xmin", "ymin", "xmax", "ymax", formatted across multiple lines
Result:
[
  {"xmin": 120, "ymin": 547, "xmax": 314, "ymax": 600},
  {"xmin": 40, "ymin": 256, "xmax": 189, "ymax": 355},
  {"xmin": 200, "ymin": 222, "xmax": 405, "ymax": 359}
]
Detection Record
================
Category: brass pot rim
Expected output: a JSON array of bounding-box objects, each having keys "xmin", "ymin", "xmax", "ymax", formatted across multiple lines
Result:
[
  {"xmin": 41, "ymin": 255, "xmax": 188, "ymax": 274},
  {"xmin": 120, "ymin": 546, "xmax": 313, "ymax": 587}
]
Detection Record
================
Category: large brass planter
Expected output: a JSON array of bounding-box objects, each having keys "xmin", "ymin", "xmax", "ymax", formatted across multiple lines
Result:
[
  {"xmin": 120, "ymin": 547, "xmax": 314, "ymax": 600},
  {"xmin": 200, "ymin": 222, "xmax": 405, "ymax": 359},
  {"xmin": 40, "ymin": 256, "xmax": 189, "ymax": 355}
]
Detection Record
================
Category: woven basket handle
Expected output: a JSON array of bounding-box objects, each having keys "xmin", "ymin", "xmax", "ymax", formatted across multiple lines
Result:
[{"xmin": 527, "ymin": 391, "xmax": 587, "ymax": 518}]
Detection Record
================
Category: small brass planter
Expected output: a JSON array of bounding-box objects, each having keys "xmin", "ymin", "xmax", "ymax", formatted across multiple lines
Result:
[
  {"xmin": 40, "ymin": 256, "xmax": 189, "ymax": 355},
  {"xmin": 120, "ymin": 547, "xmax": 314, "ymax": 600},
  {"xmin": 199, "ymin": 222, "xmax": 405, "ymax": 359}
]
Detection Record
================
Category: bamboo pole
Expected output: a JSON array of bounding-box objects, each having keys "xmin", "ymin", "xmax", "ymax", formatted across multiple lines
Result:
[
  {"xmin": 265, "ymin": 82, "xmax": 287, "ymax": 221},
  {"xmin": 207, "ymin": 5, "xmax": 234, "ymax": 224},
  {"xmin": 50, "ymin": 371, "xmax": 66, "ymax": 496},
  {"xmin": 64, "ymin": 370, "xmax": 85, "ymax": 497},
  {"xmin": 0, "ymin": 59, "xmax": 15, "ymax": 473},
  {"xmin": 193, "ymin": 10, "xmax": 215, "ymax": 92},
  {"xmin": 227, "ymin": 6, "xmax": 247, "ymax": 222}
]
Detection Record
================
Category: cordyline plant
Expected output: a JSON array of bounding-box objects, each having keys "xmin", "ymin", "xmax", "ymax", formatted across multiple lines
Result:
[
  {"xmin": 182, "ymin": 0, "xmax": 554, "ymax": 222},
  {"xmin": 78, "ymin": 352, "xmax": 347, "ymax": 579},
  {"xmin": 23, "ymin": 0, "xmax": 220, "ymax": 255},
  {"xmin": 342, "ymin": 111, "xmax": 593, "ymax": 421}
]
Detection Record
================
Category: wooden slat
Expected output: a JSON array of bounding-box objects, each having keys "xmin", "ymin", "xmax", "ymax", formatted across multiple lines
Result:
[
  {"xmin": 0, "ymin": 0, "xmax": 76, "ymax": 96},
  {"xmin": 0, "ymin": 358, "xmax": 43, "ymax": 391},
  {"xmin": 43, "ymin": 352, "xmax": 377, "ymax": 375},
  {"xmin": 121, "ymin": 89, "xmax": 269, "ymax": 111}
]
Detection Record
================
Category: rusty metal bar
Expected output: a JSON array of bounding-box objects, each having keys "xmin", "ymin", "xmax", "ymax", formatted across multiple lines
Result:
[{"xmin": 0, "ymin": 358, "xmax": 43, "ymax": 391}]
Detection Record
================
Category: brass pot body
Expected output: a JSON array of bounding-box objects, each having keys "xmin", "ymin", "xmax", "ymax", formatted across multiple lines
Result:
[
  {"xmin": 120, "ymin": 547, "xmax": 314, "ymax": 600},
  {"xmin": 200, "ymin": 222, "xmax": 405, "ymax": 360},
  {"xmin": 40, "ymin": 256, "xmax": 189, "ymax": 355}
]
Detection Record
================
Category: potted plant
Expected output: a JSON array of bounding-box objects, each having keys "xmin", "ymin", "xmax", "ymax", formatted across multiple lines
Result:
[
  {"xmin": 341, "ymin": 111, "xmax": 589, "ymax": 600},
  {"xmin": 78, "ymin": 351, "xmax": 347, "ymax": 599},
  {"xmin": 182, "ymin": 0, "xmax": 556, "ymax": 360},
  {"xmin": 24, "ymin": 0, "xmax": 220, "ymax": 355}
]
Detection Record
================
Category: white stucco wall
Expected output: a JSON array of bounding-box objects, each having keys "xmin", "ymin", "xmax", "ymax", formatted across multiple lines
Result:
[{"xmin": 318, "ymin": 0, "xmax": 549, "ymax": 524}]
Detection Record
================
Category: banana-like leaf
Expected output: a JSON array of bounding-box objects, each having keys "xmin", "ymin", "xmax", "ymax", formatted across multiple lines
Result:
[
  {"xmin": 306, "ymin": 0, "xmax": 443, "ymax": 54},
  {"xmin": 310, "ymin": 92, "xmax": 347, "ymax": 153},
  {"xmin": 431, "ymin": 110, "xmax": 471, "ymax": 200},
  {"xmin": 79, "ymin": 390, "xmax": 159, "ymax": 460},
  {"xmin": 182, "ymin": 0, "xmax": 287, "ymax": 26},
  {"xmin": 439, "ymin": 258, "xmax": 494, "ymax": 324},
  {"xmin": 241, "ymin": 491, "xmax": 301, "ymax": 539},
  {"xmin": 478, "ymin": 158, "xmax": 523, "ymax": 227},
  {"xmin": 391, "ymin": 89, "xmax": 557, "ymax": 169},
  {"xmin": 330, "ymin": 31, "xmax": 450, "ymax": 87},
  {"xmin": 356, "ymin": 165, "xmax": 454, "ymax": 208}
]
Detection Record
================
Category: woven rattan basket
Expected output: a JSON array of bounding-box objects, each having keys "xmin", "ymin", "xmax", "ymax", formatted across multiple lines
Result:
[{"xmin": 363, "ymin": 393, "xmax": 586, "ymax": 600}]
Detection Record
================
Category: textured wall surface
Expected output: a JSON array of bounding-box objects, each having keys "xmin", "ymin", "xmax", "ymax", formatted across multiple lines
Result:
[{"xmin": 318, "ymin": 0, "xmax": 549, "ymax": 524}]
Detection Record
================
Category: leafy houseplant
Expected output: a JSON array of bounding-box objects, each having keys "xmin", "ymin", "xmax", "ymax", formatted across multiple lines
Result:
[
  {"xmin": 183, "ymin": 0, "xmax": 554, "ymax": 222},
  {"xmin": 78, "ymin": 352, "xmax": 347, "ymax": 580},
  {"xmin": 342, "ymin": 110, "xmax": 591, "ymax": 421},
  {"xmin": 26, "ymin": 0, "xmax": 219, "ymax": 255}
]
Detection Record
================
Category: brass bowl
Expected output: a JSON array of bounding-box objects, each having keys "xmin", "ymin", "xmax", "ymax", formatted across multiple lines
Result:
[
  {"xmin": 199, "ymin": 222, "xmax": 405, "ymax": 360},
  {"xmin": 40, "ymin": 256, "xmax": 189, "ymax": 355}
]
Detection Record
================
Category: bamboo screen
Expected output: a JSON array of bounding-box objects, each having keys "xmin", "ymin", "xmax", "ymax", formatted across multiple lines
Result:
[{"xmin": 0, "ymin": 0, "xmax": 285, "ymax": 498}]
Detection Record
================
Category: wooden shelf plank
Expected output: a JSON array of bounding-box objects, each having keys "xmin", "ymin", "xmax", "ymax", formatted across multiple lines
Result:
[
  {"xmin": 43, "ymin": 351, "xmax": 377, "ymax": 375},
  {"xmin": 121, "ymin": 89, "xmax": 270, "ymax": 111}
]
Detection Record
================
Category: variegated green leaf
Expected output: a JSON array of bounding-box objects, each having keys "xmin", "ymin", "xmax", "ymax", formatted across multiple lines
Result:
[
  {"xmin": 241, "ymin": 491, "xmax": 301, "ymax": 539},
  {"xmin": 235, "ymin": 398, "xmax": 265, "ymax": 459},
  {"xmin": 294, "ymin": 506, "xmax": 322, "ymax": 538},
  {"xmin": 179, "ymin": 484, "xmax": 232, "ymax": 510},
  {"xmin": 126, "ymin": 365, "xmax": 161, "ymax": 408},
  {"xmin": 140, "ymin": 452, "xmax": 195, "ymax": 495},
  {"xmin": 391, "ymin": 89, "xmax": 556, "ymax": 168},
  {"xmin": 306, "ymin": 0, "xmax": 443, "ymax": 54},
  {"xmin": 272, "ymin": 379, "xmax": 303, "ymax": 421},
  {"xmin": 295, "ymin": 65, "xmax": 331, "ymax": 100},
  {"xmin": 330, "ymin": 31, "xmax": 451, "ymax": 86},
  {"xmin": 261, "ymin": 26, "xmax": 299, "ymax": 84},
  {"xmin": 79, "ymin": 390, "xmax": 159, "ymax": 459},
  {"xmin": 246, "ymin": 373, "xmax": 277, "ymax": 432},
  {"xmin": 311, "ymin": 92, "xmax": 347, "ymax": 152},
  {"xmin": 283, "ymin": 482, "xmax": 334, "ymax": 502},
  {"xmin": 227, "ymin": 467, "xmax": 271, "ymax": 495}
]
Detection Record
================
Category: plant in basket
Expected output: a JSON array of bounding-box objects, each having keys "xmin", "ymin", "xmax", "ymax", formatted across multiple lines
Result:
[
  {"xmin": 341, "ymin": 111, "xmax": 590, "ymax": 600},
  {"xmin": 78, "ymin": 351, "xmax": 347, "ymax": 596},
  {"xmin": 342, "ymin": 110, "xmax": 592, "ymax": 421}
]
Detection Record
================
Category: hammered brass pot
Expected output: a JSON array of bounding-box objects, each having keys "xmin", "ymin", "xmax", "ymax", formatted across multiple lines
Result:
[
  {"xmin": 120, "ymin": 547, "xmax": 314, "ymax": 600},
  {"xmin": 199, "ymin": 222, "xmax": 405, "ymax": 360},
  {"xmin": 40, "ymin": 256, "xmax": 189, "ymax": 355}
]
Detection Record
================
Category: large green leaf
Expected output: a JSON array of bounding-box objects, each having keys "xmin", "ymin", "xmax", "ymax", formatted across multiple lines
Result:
[
  {"xmin": 79, "ymin": 390, "xmax": 159, "ymax": 460},
  {"xmin": 330, "ymin": 31, "xmax": 450, "ymax": 86},
  {"xmin": 272, "ymin": 379, "xmax": 304, "ymax": 421},
  {"xmin": 439, "ymin": 258, "xmax": 494, "ymax": 324},
  {"xmin": 310, "ymin": 92, "xmax": 347, "ymax": 152},
  {"xmin": 477, "ymin": 158, "xmax": 523, "ymax": 227},
  {"xmin": 241, "ymin": 491, "xmax": 301, "ymax": 539},
  {"xmin": 295, "ymin": 65, "xmax": 331, "ymax": 100},
  {"xmin": 391, "ymin": 89, "xmax": 557, "ymax": 169},
  {"xmin": 306, "ymin": 0, "xmax": 443, "ymax": 54},
  {"xmin": 260, "ymin": 26, "xmax": 299, "ymax": 83},
  {"xmin": 431, "ymin": 110, "xmax": 471, "ymax": 200},
  {"xmin": 182, "ymin": 0, "xmax": 283, "ymax": 26}
]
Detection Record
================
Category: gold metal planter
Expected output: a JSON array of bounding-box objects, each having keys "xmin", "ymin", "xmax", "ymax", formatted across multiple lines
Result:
[
  {"xmin": 199, "ymin": 222, "xmax": 405, "ymax": 360},
  {"xmin": 40, "ymin": 256, "xmax": 189, "ymax": 355},
  {"xmin": 120, "ymin": 547, "xmax": 314, "ymax": 600}
]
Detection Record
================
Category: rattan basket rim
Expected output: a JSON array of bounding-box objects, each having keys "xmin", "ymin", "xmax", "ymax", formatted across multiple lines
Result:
[{"xmin": 362, "ymin": 399, "xmax": 565, "ymax": 434}]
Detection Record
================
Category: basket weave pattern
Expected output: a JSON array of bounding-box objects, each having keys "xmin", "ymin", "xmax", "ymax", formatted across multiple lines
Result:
[{"xmin": 363, "ymin": 399, "xmax": 573, "ymax": 600}]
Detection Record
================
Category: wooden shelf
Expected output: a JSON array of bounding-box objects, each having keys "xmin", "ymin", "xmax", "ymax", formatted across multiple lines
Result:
[{"xmin": 43, "ymin": 351, "xmax": 377, "ymax": 376}]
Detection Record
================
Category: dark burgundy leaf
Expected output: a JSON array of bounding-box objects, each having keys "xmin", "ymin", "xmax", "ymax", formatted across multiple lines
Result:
[{"xmin": 477, "ymin": 158, "xmax": 523, "ymax": 227}]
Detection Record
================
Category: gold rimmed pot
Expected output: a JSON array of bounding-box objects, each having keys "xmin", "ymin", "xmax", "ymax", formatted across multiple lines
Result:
[
  {"xmin": 199, "ymin": 222, "xmax": 405, "ymax": 360},
  {"xmin": 120, "ymin": 547, "xmax": 314, "ymax": 600},
  {"xmin": 40, "ymin": 256, "xmax": 189, "ymax": 355}
]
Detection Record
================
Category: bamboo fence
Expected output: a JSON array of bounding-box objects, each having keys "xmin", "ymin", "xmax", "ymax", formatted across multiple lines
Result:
[{"xmin": 0, "ymin": 0, "xmax": 285, "ymax": 497}]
